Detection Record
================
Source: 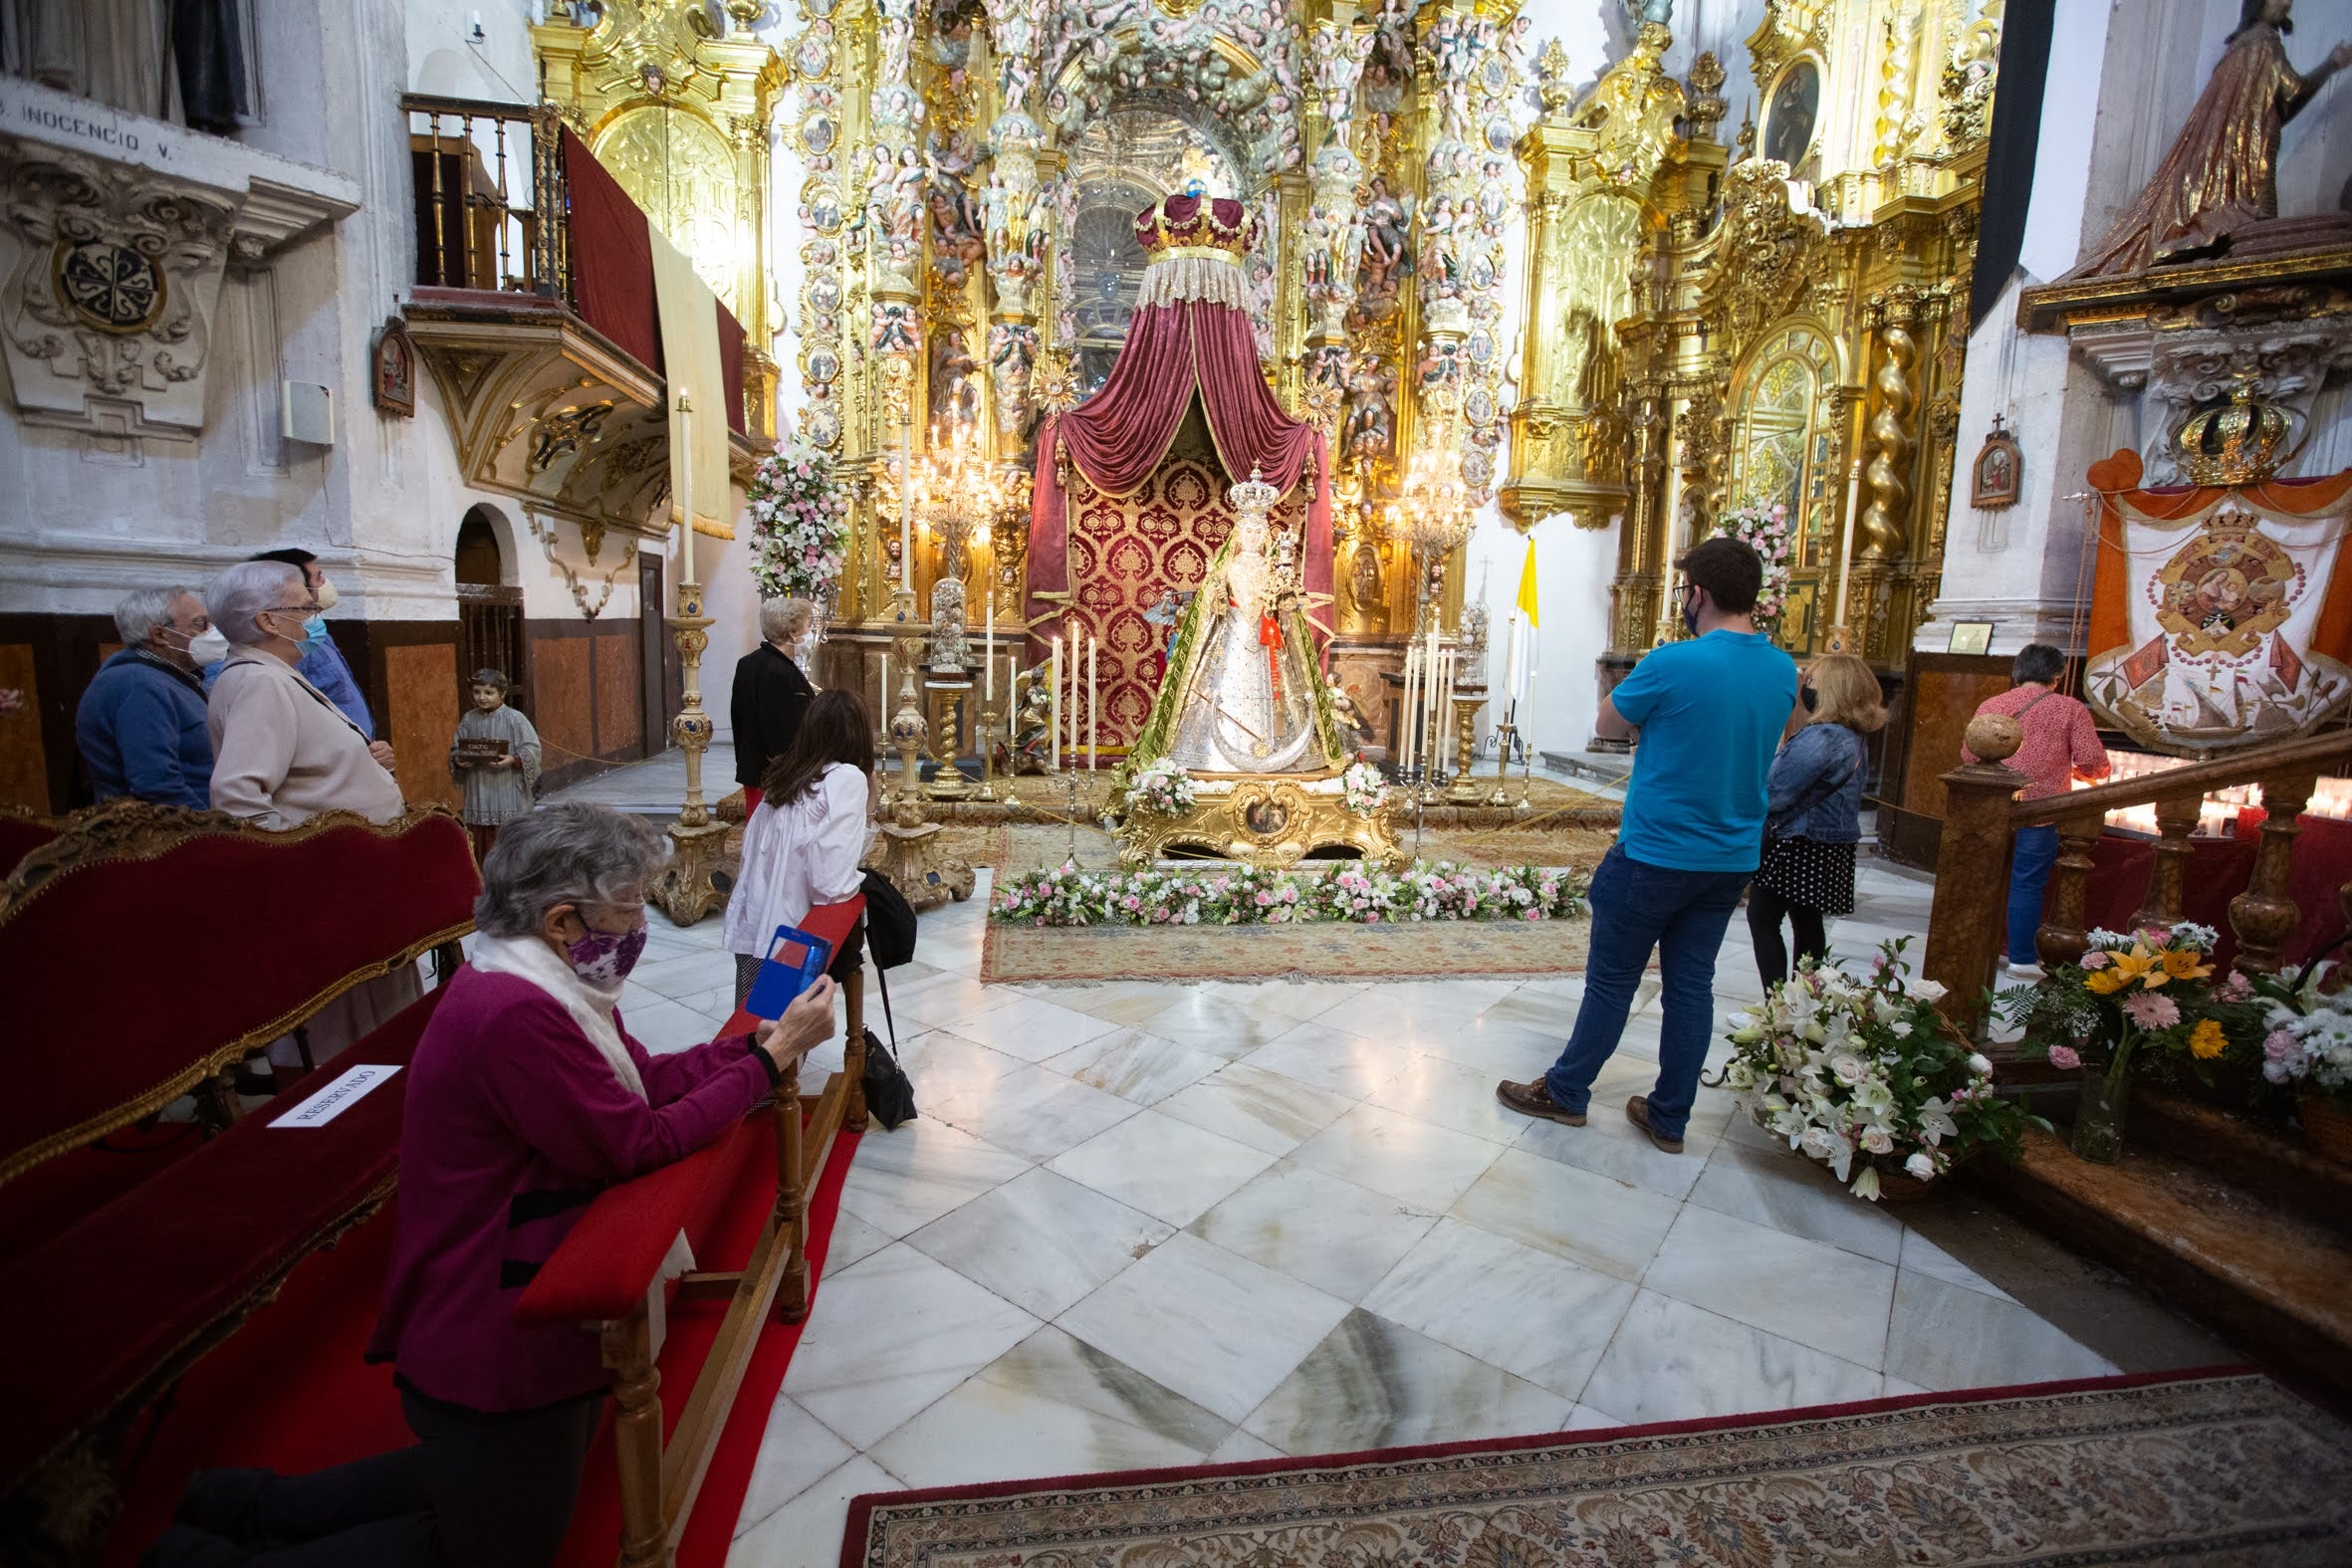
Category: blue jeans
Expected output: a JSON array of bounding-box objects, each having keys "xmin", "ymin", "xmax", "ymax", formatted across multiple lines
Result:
[
  {"xmin": 1543, "ymin": 845, "xmax": 1753, "ymax": 1141},
  {"xmin": 2007, "ymin": 823, "xmax": 2059, "ymax": 965}
]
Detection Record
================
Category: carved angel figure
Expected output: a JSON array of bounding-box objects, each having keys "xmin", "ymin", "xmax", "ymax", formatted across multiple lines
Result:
[
  {"xmin": 1356, "ymin": 177, "xmax": 1413, "ymax": 306},
  {"xmin": 1343, "ymin": 359, "xmax": 1396, "ymax": 460},
  {"xmin": 929, "ymin": 328, "xmax": 981, "ymax": 430}
]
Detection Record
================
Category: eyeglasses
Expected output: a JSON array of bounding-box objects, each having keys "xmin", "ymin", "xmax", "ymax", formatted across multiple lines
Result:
[{"xmin": 267, "ymin": 602, "xmax": 323, "ymax": 617}]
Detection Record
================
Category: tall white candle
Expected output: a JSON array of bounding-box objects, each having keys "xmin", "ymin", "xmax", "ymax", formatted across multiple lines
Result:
[
  {"xmin": 1050, "ymin": 636, "xmax": 1062, "ymax": 772},
  {"xmin": 984, "ymin": 589, "xmax": 995, "ymax": 700},
  {"xmin": 1400, "ymin": 642, "xmax": 1419, "ymax": 770},
  {"xmin": 1503, "ymin": 611, "xmax": 1523, "ymax": 707},
  {"xmin": 900, "ymin": 428, "xmax": 912, "ymax": 594},
  {"xmin": 1424, "ymin": 627, "xmax": 1440, "ymax": 774},
  {"xmin": 1833, "ymin": 457, "xmax": 1864, "ymax": 630},
  {"xmin": 1436, "ymin": 646, "xmax": 1452, "ymax": 775},
  {"xmin": 879, "ymin": 651, "xmax": 888, "ymax": 721},
  {"xmin": 1087, "ymin": 636, "xmax": 1098, "ymax": 772}
]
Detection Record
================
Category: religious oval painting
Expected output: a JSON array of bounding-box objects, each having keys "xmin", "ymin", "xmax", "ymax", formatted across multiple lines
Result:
[{"xmin": 1764, "ymin": 60, "xmax": 1820, "ymax": 170}]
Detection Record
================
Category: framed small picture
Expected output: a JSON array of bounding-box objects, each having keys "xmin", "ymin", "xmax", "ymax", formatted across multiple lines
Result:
[
  {"xmin": 372, "ymin": 317, "xmax": 416, "ymax": 418},
  {"xmin": 1971, "ymin": 416, "xmax": 2020, "ymax": 510},
  {"xmin": 1949, "ymin": 621, "xmax": 1995, "ymax": 657}
]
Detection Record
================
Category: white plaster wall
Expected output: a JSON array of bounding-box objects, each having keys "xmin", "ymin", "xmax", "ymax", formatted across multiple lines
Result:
[{"xmin": 1463, "ymin": 507, "xmax": 1617, "ymax": 761}]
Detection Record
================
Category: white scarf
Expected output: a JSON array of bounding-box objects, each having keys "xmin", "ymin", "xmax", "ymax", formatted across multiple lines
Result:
[
  {"xmin": 469, "ymin": 933, "xmax": 698, "ymax": 1312},
  {"xmin": 471, "ymin": 934, "xmax": 649, "ymax": 1102}
]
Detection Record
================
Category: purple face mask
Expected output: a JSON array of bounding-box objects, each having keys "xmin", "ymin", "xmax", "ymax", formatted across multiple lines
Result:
[{"xmin": 565, "ymin": 923, "xmax": 649, "ymax": 987}]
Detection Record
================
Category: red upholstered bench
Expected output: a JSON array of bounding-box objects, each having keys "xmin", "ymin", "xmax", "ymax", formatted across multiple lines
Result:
[
  {"xmin": 0, "ymin": 801, "xmax": 478, "ymax": 1558},
  {"xmin": 515, "ymin": 895, "xmax": 868, "ymax": 1567}
]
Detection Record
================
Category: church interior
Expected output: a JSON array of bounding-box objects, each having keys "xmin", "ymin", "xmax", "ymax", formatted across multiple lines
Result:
[{"xmin": 6, "ymin": 0, "xmax": 2352, "ymax": 1563}]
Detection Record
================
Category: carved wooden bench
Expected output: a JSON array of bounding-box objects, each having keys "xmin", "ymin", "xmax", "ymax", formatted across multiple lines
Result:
[{"xmin": 0, "ymin": 801, "xmax": 478, "ymax": 1560}]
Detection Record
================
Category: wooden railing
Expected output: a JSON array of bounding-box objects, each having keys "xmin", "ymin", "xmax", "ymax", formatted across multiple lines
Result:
[
  {"xmin": 1923, "ymin": 725, "xmax": 2352, "ymax": 1039},
  {"xmin": 401, "ymin": 94, "xmax": 569, "ymax": 300}
]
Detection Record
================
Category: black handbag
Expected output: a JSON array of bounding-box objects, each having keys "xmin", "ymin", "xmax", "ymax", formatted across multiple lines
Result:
[
  {"xmin": 859, "ymin": 940, "xmax": 917, "ymax": 1129},
  {"xmin": 861, "ymin": 1027, "xmax": 917, "ymax": 1129},
  {"xmin": 859, "ymin": 867, "xmax": 919, "ymax": 969}
]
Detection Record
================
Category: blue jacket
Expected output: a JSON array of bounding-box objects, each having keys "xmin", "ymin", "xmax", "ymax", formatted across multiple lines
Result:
[
  {"xmin": 205, "ymin": 631, "xmax": 372, "ymax": 737},
  {"xmin": 76, "ymin": 648, "xmax": 214, "ymax": 809},
  {"xmin": 1764, "ymin": 722, "xmax": 1867, "ymax": 845}
]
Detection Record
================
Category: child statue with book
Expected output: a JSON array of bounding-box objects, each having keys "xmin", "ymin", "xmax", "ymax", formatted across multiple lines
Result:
[{"xmin": 448, "ymin": 668, "xmax": 542, "ymax": 860}]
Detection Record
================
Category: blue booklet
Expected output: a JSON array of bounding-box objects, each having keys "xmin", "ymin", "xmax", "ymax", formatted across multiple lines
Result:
[{"xmin": 745, "ymin": 922, "xmax": 833, "ymax": 1019}]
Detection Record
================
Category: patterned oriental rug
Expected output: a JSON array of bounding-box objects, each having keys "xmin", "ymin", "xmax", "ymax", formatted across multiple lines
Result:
[{"xmin": 840, "ymin": 1371, "xmax": 2352, "ymax": 1567}]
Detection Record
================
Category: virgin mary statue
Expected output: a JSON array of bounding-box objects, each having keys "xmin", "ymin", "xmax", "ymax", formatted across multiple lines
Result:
[{"xmin": 1127, "ymin": 470, "xmax": 1345, "ymax": 778}]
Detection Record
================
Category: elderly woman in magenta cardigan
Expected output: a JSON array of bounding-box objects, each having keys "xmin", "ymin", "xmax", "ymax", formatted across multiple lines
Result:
[{"xmin": 146, "ymin": 803, "xmax": 838, "ymax": 1568}]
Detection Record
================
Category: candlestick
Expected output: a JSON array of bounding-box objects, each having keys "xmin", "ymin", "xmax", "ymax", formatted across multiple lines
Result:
[
  {"xmin": 1087, "ymin": 636, "xmax": 1098, "ymax": 773},
  {"xmin": 1050, "ymin": 636, "xmax": 1062, "ymax": 775}
]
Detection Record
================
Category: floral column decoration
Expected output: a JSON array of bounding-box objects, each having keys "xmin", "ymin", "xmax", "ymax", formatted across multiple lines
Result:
[
  {"xmin": 1416, "ymin": 5, "xmax": 1524, "ymax": 503},
  {"xmin": 1299, "ymin": 14, "xmax": 1373, "ymax": 446},
  {"xmin": 982, "ymin": 0, "xmax": 1044, "ymax": 437},
  {"xmin": 791, "ymin": 0, "xmax": 848, "ymax": 460},
  {"xmin": 865, "ymin": 0, "xmax": 927, "ymax": 472}
]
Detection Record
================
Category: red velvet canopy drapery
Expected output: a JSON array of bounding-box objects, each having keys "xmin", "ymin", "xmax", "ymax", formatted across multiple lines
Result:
[{"xmin": 1027, "ymin": 196, "xmax": 1332, "ymax": 656}]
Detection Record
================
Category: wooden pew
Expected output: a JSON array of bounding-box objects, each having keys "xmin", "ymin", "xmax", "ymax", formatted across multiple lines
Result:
[{"xmin": 0, "ymin": 801, "xmax": 479, "ymax": 1560}]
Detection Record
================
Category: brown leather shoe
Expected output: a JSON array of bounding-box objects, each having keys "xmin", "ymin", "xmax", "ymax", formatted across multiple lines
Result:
[
  {"xmin": 1496, "ymin": 1077, "xmax": 1585, "ymax": 1126},
  {"xmin": 1625, "ymin": 1095, "xmax": 1684, "ymax": 1154}
]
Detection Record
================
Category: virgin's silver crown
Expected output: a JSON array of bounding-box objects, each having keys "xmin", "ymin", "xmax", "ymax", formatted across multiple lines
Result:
[{"xmin": 1226, "ymin": 466, "xmax": 1281, "ymax": 516}]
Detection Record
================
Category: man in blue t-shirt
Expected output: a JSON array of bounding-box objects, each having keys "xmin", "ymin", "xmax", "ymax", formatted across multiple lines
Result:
[{"xmin": 1498, "ymin": 536, "xmax": 1798, "ymax": 1153}]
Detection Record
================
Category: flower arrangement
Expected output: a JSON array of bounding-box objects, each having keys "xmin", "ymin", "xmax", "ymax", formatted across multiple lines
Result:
[
  {"xmin": 990, "ymin": 859, "xmax": 1585, "ymax": 928},
  {"xmin": 1126, "ymin": 760, "xmax": 1197, "ymax": 815},
  {"xmin": 1718, "ymin": 940, "xmax": 2034, "ymax": 1201},
  {"xmin": 2251, "ymin": 963, "xmax": 2352, "ymax": 1105},
  {"xmin": 1995, "ymin": 922, "xmax": 2252, "ymax": 1162},
  {"xmin": 747, "ymin": 435, "xmax": 849, "ymax": 606},
  {"xmin": 1997, "ymin": 924, "xmax": 2248, "ymax": 1077},
  {"xmin": 1714, "ymin": 502, "xmax": 1793, "ymax": 631},
  {"xmin": 1340, "ymin": 761, "xmax": 1388, "ymax": 816}
]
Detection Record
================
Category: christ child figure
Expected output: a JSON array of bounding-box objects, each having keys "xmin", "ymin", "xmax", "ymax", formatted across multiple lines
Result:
[{"xmin": 448, "ymin": 668, "xmax": 542, "ymax": 862}]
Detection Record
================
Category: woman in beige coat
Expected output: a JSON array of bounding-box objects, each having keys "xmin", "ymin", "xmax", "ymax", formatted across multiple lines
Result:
[{"xmin": 204, "ymin": 560, "xmax": 419, "ymax": 1074}]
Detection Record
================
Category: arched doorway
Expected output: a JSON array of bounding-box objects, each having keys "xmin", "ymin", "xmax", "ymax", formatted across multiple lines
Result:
[{"xmin": 454, "ymin": 504, "xmax": 526, "ymax": 703}]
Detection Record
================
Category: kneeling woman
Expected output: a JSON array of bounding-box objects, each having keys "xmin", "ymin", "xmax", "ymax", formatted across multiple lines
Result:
[
  {"xmin": 724, "ymin": 688, "xmax": 877, "ymax": 1007},
  {"xmin": 149, "ymin": 802, "xmax": 837, "ymax": 1567}
]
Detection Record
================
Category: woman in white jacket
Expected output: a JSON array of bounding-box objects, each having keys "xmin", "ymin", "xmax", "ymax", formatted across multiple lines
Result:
[{"xmin": 723, "ymin": 688, "xmax": 877, "ymax": 1005}]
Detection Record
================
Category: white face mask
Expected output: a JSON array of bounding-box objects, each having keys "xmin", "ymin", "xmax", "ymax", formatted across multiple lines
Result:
[
  {"xmin": 313, "ymin": 575, "xmax": 341, "ymax": 611},
  {"xmin": 184, "ymin": 625, "xmax": 231, "ymax": 667}
]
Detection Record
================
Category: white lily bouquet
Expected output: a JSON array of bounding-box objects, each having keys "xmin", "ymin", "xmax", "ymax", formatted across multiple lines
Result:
[
  {"xmin": 1340, "ymin": 760, "xmax": 1388, "ymax": 816},
  {"xmin": 1717, "ymin": 940, "xmax": 2034, "ymax": 1201},
  {"xmin": 1126, "ymin": 759, "xmax": 1197, "ymax": 815}
]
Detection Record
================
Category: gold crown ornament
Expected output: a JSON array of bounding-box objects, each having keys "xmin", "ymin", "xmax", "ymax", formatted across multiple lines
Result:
[
  {"xmin": 2176, "ymin": 376, "xmax": 2298, "ymax": 487},
  {"xmin": 1227, "ymin": 466, "xmax": 1282, "ymax": 515},
  {"xmin": 1133, "ymin": 190, "xmax": 1260, "ymax": 266}
]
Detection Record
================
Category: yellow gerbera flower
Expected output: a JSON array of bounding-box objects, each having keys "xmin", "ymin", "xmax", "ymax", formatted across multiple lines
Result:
[
  {"xmin": 2161, "ymin": 948, "xmax": 2214, "ymax": 984},
  {"xmin": 2190, "ymin": 1018, "xmax": 2228, "ymax": 1060}
]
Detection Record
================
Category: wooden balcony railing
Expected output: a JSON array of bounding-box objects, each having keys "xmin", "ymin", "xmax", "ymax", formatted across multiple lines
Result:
[
  {"xmin": 401, "ymin": 94, "xmax": 568, "ymax": 300},
  {"xmin": 1923, "ymin": 725, "xmax": 2352, "ymax": 1040}
]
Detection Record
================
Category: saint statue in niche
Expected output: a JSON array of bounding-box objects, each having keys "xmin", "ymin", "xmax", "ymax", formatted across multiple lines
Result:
[{"xmin": 2066, "ymin": 0, "xmax": 2351, "ymax": 278}]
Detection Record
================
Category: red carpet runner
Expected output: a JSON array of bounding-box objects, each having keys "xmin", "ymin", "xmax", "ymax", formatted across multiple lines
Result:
[{"xmin": 102, "ymin": 1126, "xmax": 862, "ymax": 1568}]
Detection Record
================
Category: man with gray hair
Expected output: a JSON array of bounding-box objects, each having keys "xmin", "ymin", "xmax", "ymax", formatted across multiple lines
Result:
[
  {"xmin": 75, "ymin": 586, "xmax": 226, "ymax": 809},
  {"xmin": 729, "ymin": 595, "xmax": 818, "ymax": 812}
]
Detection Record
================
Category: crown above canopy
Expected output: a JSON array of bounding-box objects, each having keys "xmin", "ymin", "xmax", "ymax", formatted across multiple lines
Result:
[{"xmin": 1133, "ymin": 193, "xmax": 1259, "ymax": 265}]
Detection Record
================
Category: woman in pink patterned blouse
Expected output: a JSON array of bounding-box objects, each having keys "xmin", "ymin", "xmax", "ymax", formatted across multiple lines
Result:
[{"xmin": 1962, "ymin": 644, "xmax": 2111, "ymax": 977}]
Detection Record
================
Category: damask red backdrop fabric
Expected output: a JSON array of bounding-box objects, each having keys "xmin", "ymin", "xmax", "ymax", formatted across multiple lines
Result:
[{"xmin": 1063, "ymin": 459, "xmax": 1308, "ymax": 750}]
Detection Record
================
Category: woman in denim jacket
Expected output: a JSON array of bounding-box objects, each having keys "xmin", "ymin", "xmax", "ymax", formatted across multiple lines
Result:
[{"xmin": 1748, "ymin": 654, "xmax": 1886, "ymax": 989}]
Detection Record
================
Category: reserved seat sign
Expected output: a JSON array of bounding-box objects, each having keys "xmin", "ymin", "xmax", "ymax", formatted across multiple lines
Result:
[{"xmin": 270, "ymin": 1063, "xmax": 402, "ymax": 1128}]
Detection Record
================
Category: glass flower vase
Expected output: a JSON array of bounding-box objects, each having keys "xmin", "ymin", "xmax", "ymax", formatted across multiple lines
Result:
[{"xmin": 2071, "ymin": 1071, "xmax": 2130, "ymax": 1165}]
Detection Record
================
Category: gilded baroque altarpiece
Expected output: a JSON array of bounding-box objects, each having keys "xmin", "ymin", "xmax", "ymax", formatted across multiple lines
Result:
[{"xmin": 519, "ymin": 0, "xmax": 2005, "ymax": 681}]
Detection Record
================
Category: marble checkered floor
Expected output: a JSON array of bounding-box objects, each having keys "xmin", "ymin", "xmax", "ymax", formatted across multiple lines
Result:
[{"xmin": 605, "ymin": 857, "xmax": 2133, "ymax": 1568}]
